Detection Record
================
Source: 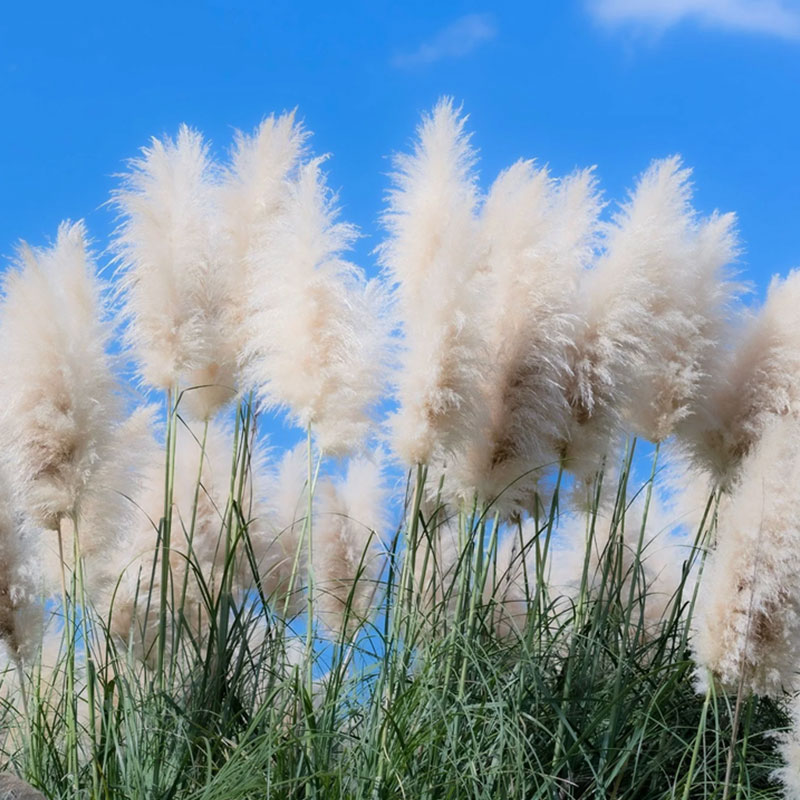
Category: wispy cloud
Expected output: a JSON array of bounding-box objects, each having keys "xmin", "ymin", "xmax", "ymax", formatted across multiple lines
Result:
[
  {"xmin": 392, "ymin": 13, "xmax": 497, "ymax": 68},
  {"xmin": 587, "ymin": 0, "xmax": 800, "ymax": 39}
]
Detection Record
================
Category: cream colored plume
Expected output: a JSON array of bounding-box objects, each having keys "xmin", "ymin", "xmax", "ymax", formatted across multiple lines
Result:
[
  {"xmin": 218, "ymin": 113, "xmax": 307, "ymax": 368},
  {"xmin": 556, "ymin": 171, "xmax": 652, "ymax": 478},
  {"xmin": 103, "ymin": 419, "xmax": 273, "ymax": 664},
  {"xmin": 313, "ymin": 452, "xmax": 387, "ymax": 634},
  {"xmin": 0, "ymin": 221, "xmax": 119, "ymax": 530},
  {"xmin": 693, "ymin": 415, "xmax": 800, "ymax": 696},
  {"xmin": 412, "ymin": 499, "xmax": 461, "ymax": 624},
  {"xmin": 113, "ymin": 125, "xmax": 237, "ymax": 418},
  {"xmin": 244, "ymin": 157, "xmax": 388, "ymax": 454},
  {"xmin": 776, "ymin": 693, "xmax": 800, "ymax": 800},
  {"xmin": 558, "ymin": 157, "xmax": 737, "ymax": 477},
  {"xmin": 380, "ymin": 98, "xmax": 489, "ymax": 466},
  {"xmin": 679, "ymin": 269, "xmax": 800, "ymax": 486},
  {"xmin": 0, "ymin": 466, "xmax": 42, "ymax": 662},
  {"xmin": 444, "ymin": 163, "xmax": 600, "ymax": 512},
  {"xmin": 490, "ymin": 483, "xmax": 697, "ymax": 640},
  {"xmin": 623, "ymin": 158, "xmax": 739, "ymax": 443},
  {"xmin": 40, "ymin": 407, "xmax": 159, "ymax": 604},
  {"xmin": 246, "ymin": 442, "xmax": 309, "ymax": 617}
]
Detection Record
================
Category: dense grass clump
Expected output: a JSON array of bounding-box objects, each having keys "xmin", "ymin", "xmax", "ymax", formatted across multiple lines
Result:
[
  {"xmin": 0, "ymin": 419, "xmax": 792, "ymax": 799},
  {"xmin": 1, "ymin": 99, "xmax": 799, "ymax": 798}
]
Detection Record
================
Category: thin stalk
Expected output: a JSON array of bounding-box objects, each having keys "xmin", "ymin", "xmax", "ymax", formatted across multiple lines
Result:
[
  {"xmin": 157, "ymin": 387, "xmax": 178, "ymax": 691},
  {"xmin": 173, "ymin": 416, "xmax": 210, "ymax": 664},
  {"xmin": 734, "ymin": 696, "xmax": 755, "ymax": 800},
  {"xmin": 303, "ymin": 425, "xmax": 317, "ymax": 700},
  {"xmin": 57, "ymin": 519, "xmax": 79, "ymax": 796},
  {"xmin": 72, "ymin": 513, "xmax": 100, "ymax": 800},
  {"xmin": 623, "ymin": 442, "xmax": 660, "ymax": 642},
  {"xmin": 549, "ymin": 463, "xmax": 606, "ymax": 786},
  {"xmin": 681, "ymin": 678, "xmax": 713, "ymax": 800}
]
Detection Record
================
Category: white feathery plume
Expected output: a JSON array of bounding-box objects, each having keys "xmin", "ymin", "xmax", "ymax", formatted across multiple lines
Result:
[
  {"xmin": 106, "ymin": 419, "xmax": 269, "ymax": 663},
  {"xmin": 53, "ymin": 407, "xmax": 159, "ymax": 606},
  {"xmin": 490, "ymin": 484, "xmax": 696, "ymax": 640},
  {"xmin": 693, "ymin": 415, "xmax": 800, "ymax": 696},
  {"xmin": 679, "ymin": 270, "xmax": 800, "ymax": 486},
  {"xmin": 557, "ymin": 157, "xmax": 735, "ymax": 477},
  {"xmin": 776, "ymin": 694, "xmax": 800, "ymax": 800},
  {"xmin": 0, "ymin": 467, "xmax": 42, "ymax": 663},
  {"xmin": 556, "ymin": 166, "xmax": 657, "ymax": 478},
  {"xmin": 412, "ymin": 499, "xmax": 461, "ymax": 622},
  {"xmin": 444, "ymin": 163, "xmax": 600, "ymax": 511},
  {"xmin": 247, "ymin": 442, "xmax": 309, "ymax": 616},
  {"xmin": 313, "ymin": 452, "xmax": 387, "ymax": 633},
  {"xmin": 112, "ymin": 125, "xmax": 238, "ymax": 418},
  {"xmin": 218, "ymin": 113, "xmax": 307, "ymax": 369},
  {"xmin": 380, "ymin": 98, "xmax": 489, "ymax": 466},
  {"xmin": 623, "ymin": 158, "xmax": 740, "ymax": 443},
  {"xmin": 0, "ymin": 221, "xmax": 119, "ymax": 530},
  {"xmin": 244, "ymin": 157, "xmax": 388, "ymax": 455}
]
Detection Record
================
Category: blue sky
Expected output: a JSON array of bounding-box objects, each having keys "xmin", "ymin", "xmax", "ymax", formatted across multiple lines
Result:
[{"xmin": 1, "ymin": 0, "xmax": 798, "ymax": 294}]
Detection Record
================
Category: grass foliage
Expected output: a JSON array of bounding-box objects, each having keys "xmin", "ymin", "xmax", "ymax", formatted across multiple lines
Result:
[{"xmin": 0, "ymin": 400, "xmax": 789, "ymax": 799}]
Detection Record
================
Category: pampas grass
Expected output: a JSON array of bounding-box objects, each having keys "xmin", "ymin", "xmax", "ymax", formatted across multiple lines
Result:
[
  {"xmin": 113, "ymin": 126, "xmax": 238, "ymax": 418},
  {"xmin": 0, "ymin": 103, "xmax": 795, "ymax": 800},
  {"xmin": 381, "ymin": 98, "xmax": 489, "ymax": 466},
  {"xmin": 247, "ymin": 442, "xmax": 309, "ymax": 616},
  {"xmin": 694, "ymin": 415, "xmax": 800, "ymax": 696},
  {"xmin": 0, "ymin": 221, "xmax": 119, "ymax": 531},
  {"xmin": 445, "ymin": 164, "xmax": 600, "ymax": 512},
  {"xmin": 679, "ymin": 269, "xmax": 800, "ymax": 485},
  {"xmin": 623, "ymin": 158, "xmax": 739, "ymax": 443},
  {"xmin": 0, "ymin": 468, "xmax": 42, "ymax": 664},
  {"xmin": 313, "ymin": 452, "xmax": 386, "ymax": 633},
  {"xmin": 244, "ymin": 157, "xmax": 388, "ymax": 454},
  {"xmin": 218, "ymin": 113, "xmax": 307, "ymax": 380}
]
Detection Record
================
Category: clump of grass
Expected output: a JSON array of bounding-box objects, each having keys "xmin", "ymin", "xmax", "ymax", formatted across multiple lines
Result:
[{"xmin": 0, "ymin": 99, "xmax": 798, "ymax": 800}]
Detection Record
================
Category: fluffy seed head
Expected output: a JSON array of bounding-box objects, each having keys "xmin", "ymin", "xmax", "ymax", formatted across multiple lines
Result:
[
  {"xmin": 445, "ymin": 163, "xmax": 600, "ymax": 511},
  {"xmin": 679, "ymin": 270, "xmax": 800, "ymax": 485},
  {"xmin": 0, "ymin": 221, "xmax": 119, "ymax": 529},
  {"xmin": 693, "ymin": 416, "xmax": 800, "ymax": 696},
  {"xmin": 217, "ymin": 113, "xmax": 308, "ymax": 367},
  {"xmin": 623, "ymin": 158, "xmax": 740, "ymax": 442},
  {"xmin": 113, "ymin": 125, "xmax": 241, "ymax": 418},
  {"xmin": 380, "ymin": 98, "xmax": 489, "ymax": 465},
  {"xmin": 313, "ymin": 452, "xmax": 387, "ymax": 633},
  {"xmin": 248, "ymin": 442, "xmax": 310, "ymax": 616},
  {"xmin": 244, "ymin": 157, "xmax": 388, "ymax": 454},
  {"xmin": 0, "ymin": 468, "xmax": 42, "ymax": 661}
]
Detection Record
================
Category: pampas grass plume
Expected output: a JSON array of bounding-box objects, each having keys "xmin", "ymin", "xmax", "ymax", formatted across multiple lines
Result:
[
  {"xmin": 313, "ymin": 452, "xmax": 387, "ymax": 633},
  {"xmin": 218, "ymin": 113, "xmax": 307, "ymax": 370},
  {"xmin": 446, "ymin": 162, "xmax": 600, "ymax": 510},
  {"xmin": 248, "ymin": 442, "xmax": 310, "ymax": 616},
  {"xmin": 113, "ymin": 125, "xmax": 240, "ymax": 418},
  {"xmin": 380, "ymin": 98, "xmax": 489, "ymax": 465},
  {"xmin": 244, "ymin": 157, "xmax": 388, "ymax": 454},
  {"xmin": 0, "ymin": 221, "xmax": 118, "ymax": 530},
  {"xmin": 694, "ymin": 415, "xmax": 800, "ymax": 696},
  {"xmin": 679, "ymin": 269, "xmax": 800, "ymax": 485},
  {"xmin": 624, "ymin": 158, "xmax": 739, "ymax": 443},
  {"xmin": 0, "ymin": 469, "xmax": 42, "ymax": 662}
]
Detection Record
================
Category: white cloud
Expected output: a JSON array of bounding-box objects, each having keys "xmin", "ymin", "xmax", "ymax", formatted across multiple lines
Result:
[
  {"xmin": 587, "ymin": 0, "xmax": 800, "ymax": 39},
  {"xmin": 392, "ymin": 13, "xmax": 497, "ymax": 68}
]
